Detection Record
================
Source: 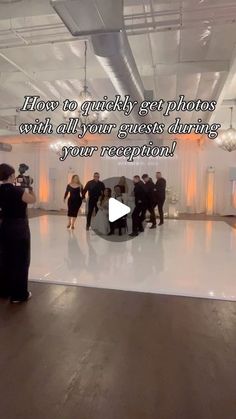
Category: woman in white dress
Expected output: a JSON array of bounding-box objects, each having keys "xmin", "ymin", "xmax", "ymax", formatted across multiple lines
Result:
[{"xmin": 91, "ymin": 188, "xmax": 111, "ymax": 235}]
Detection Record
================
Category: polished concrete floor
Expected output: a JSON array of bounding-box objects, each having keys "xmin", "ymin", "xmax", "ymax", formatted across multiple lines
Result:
[
  {"xmin": 29, "ymin": 215, "xmax": 236, "ymax": 301},
  {"xmin": 0, "ymin": 282, "xmax": 236, "ymax": 419}
]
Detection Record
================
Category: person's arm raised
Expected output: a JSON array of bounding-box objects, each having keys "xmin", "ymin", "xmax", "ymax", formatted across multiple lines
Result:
[{"xmin": 22, "ymin": 188, "xmax": 36, "ymax": 204}]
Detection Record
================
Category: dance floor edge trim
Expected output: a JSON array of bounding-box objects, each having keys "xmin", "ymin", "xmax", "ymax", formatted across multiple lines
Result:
[{"xmin": 28, "ymin": 278, "xmax": 235, "ymax": 302}]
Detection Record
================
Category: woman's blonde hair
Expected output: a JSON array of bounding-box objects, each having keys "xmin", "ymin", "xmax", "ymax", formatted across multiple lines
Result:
[{"xmin": 71, "ymin": 174, "xmax": 83, "ymax": 188}]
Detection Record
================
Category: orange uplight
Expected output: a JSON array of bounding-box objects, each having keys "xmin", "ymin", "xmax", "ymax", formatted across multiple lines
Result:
[
  {"xmin": 206, "ymin": 170, "xmax": 215, "ymax": 215},
  {"xmin": 175, "ymin": 133, "xmax": 202, "ymax": 141},
  {"xmin": 186, "ymin": 171, "xmax": 197, "ymax": 208},
  {"xmin": 232, "ymin": 181, "xmax": 236, "ymax": 209},
  {"xmin": 39, "ymin": 174, "xmax": 49, "ymax": 203}
]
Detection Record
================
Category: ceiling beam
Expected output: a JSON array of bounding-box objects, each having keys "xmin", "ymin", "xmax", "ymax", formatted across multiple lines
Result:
[
  {"xmin": 209, "ymin": 44, "xmax": 236, "ymax": 123},
  {"xmin": 0, "ymin": 0, "xmax": 55, "ymax": 21},
  {"xmin": 155, "ymin": 61, "xmax": 229, "ymax": 76},
  {"xmin": 0, "ymin": 108, "xmax": 19, "ymax": 117},
  {"xmin": 221, "ymin": 99, "xmax": 236, "ymax": 106},
  {"xmin": 0, "ymin": 60, "xmax": 229, "ymax": 86},
  {"xmin": 0, "ymin": 66, "xmax": 106, "ymax": 84}
]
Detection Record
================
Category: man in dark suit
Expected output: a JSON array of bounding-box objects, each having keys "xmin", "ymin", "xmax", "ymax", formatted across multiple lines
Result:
[
  {"xmin": 142, "ymin": 174, "xmax": 156, "ymax": 229},
  {"xmin": 154, "ymin": 171, "xmax": 166, "ymax": 225},
  {"xmin": 82, "ymin": 172, "xmax": 105, "ymax": 230},
  {"xmin": 129, "ymin": 175, "xmax": 148, "ymax": 237}
]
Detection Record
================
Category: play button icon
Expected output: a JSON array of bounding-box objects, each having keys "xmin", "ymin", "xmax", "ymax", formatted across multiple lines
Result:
[
  {"xmin": 108, "ymin": 198, "xmax": 131, "ymax": 222},
  {"xmin": 90, "ymin": 176, "xmax": 137, "ymax": 242}
]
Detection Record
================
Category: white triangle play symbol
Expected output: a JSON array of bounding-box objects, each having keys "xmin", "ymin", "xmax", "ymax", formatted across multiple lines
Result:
[{"xmin": 108, "ymin": 198, "xmax": 131, "ymax": 222}]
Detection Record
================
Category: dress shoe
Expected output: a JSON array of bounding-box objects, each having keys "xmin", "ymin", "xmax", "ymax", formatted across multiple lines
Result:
[
  {"xmin": 158, "ymin": 222, "xmax": 164, "ymax": 226},
  {"xmin": 11, "ymin": 291, "xmax": 32, "ymax": 304},
  {"xmin": 129, "ymin": 232, "xmax": 139, "ymax": 237},
  {"xmin": 86, "ymin": 225, "xmax": 90, "ymax": 231},
  {"xmin": 150, "ymin": 224, "xmax": 156, "ymax": 229}
]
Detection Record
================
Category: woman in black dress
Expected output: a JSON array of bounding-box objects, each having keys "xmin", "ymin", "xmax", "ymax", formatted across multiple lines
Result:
[
  {"xmin": 0, "ymin": 164, "xmax": 36, "ymax": 303},
  {"xmin": 64, "ymin": 175, "xmax": 83, "ymax": 229}
]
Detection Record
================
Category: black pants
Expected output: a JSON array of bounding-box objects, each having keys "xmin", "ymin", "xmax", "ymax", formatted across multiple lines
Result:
[
  {"xmin": 87, "ymin": 198, "xmax": 99, "ymax": 227},
  {"xmin": 110, "ymin": 217, "xmax": 127, "ymax": 235},
  {"xmin": 157, "ymin": 199, "xmax": 165, "ymax": 224},
  {"xmin": 0, "ymin": 219, "xmax": 30, "ymax": 301},
  {"xmin": 132, "ymin": 203, "xmax": 145, "ymax": 233},
  {"xmin": 147, "ymin": 204, "xmax": 156, "ymax": 225},
  {"xmin": 141, "ymin": 204, "xmax": 156, "ymax": 225}
]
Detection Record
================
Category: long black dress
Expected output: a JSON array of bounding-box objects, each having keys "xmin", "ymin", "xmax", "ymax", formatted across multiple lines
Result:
[
  {"xmin": 64, "ymin": 185, "xmax": 82, "ymax": 217},
  {"xmin": 0, "ymin": 183, "xmax": 30, "ymax": 301}
]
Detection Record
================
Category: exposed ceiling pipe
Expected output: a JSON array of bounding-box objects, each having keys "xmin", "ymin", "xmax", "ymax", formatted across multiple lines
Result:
[
  {"xmin": 0, "ymin": 36, "xmax": 86, "ymax": 51},
  {"xmin": 91, "ymin": 31, "xmax": 159, "ymax": 143},
  {"xmin": 51, "ymin": 0, "xmax": 160, "ymax": 142},
  {"xmin": 92, "ymin": 32, "xmax": 144, "ymax": 104}
]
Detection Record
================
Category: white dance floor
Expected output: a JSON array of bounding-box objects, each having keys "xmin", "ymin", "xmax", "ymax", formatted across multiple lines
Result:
[{"xmin": 29, "ymin": 215, "xmax": 236, "ymax": 301}]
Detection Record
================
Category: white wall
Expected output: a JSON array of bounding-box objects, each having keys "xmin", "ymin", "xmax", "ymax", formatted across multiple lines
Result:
[{"xmin": 1, "ymin": 138, "xmax": 236, "ymax": 215}]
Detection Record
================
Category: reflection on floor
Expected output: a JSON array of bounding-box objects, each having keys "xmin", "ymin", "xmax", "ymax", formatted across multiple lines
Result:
[{"xmin": 29, "ymin": 215, "xmax": 236, "ymax": 301}]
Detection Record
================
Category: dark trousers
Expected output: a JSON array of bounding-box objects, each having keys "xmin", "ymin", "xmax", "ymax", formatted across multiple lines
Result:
[
  {"xmin": 141, "ymin": 204, "xmax": 156, "ymax": 225},
  {"xmin": 110, "ymin": 218, "xmax": 127, "ymax": 235},
  {"xmin": 87, "ymin": 198, "xmax": 99, "ymax": 227},
  {"xmin": 157, "ymin": 199, "xmax": 165, "ymax": 224},
  {"xmin": 147, "ymin": 204, "xmax": 156, "ymax": 225},
  {"xmin": 132, "ymin": 203, "xmax": 145, "ymax": 233},
  {"xmin": 0, "ymin": 219, "xmax": 30, "ymax": 301}
]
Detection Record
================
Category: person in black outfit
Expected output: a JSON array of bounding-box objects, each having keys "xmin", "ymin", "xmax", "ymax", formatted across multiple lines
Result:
[
  {"xmin": 142, "ymin": 174, "xmax": 156, "ymax": 229},
  {"xmin": 154, "ymin": 171, "xmax": 166, "ymax": 225},
  {"xmin": 109, "ymin": 185, "xmax": 127, "ymax": 236},
  {"xmin": 0, "ymin": 164, "xmax": 36, "ymax": 303},
  {"xmin": 82, "ymin": 172, "xmax": 105, "ymax": 230},
  {"xmin": 64, "ymin": 175, "xmax": 83, "ymax": 229},
  {"xmin": 129, "ymin": 175, "xmax": 148, "ymax": 237}
]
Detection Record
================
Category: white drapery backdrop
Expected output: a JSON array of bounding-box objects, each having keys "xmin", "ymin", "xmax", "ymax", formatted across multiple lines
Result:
[{"xmin": 1, "ymin": 138, "xmax": 236, "ymax": 214}]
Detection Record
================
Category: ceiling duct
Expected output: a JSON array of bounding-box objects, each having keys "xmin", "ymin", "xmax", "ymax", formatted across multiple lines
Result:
[
  {"xmin": 0, "ymin": 142, "xmax": 12, "ymax": 152},
  {"xmin": 51, "ymin": 0, "xmax": 160, "ymax": 143},
  {"xmin": 51, "ymin": 0, "xmax": 124, "ymax": 35},
  {"xmin": 92, "ymin": 31, "xmax": 144, "ymax": 111}
]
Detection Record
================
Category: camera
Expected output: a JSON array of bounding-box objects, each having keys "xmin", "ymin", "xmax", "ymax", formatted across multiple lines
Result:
[{"xmin": 16, "ymin": 164, "xmax": 33, "ymax": 190}]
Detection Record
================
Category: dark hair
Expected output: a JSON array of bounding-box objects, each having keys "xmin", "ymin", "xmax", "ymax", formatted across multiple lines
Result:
[
  {"xmin": 114, "ymin": 185, "xmax": 121, "ymax": 191},
  {"xmin": 142, "ymin": 174, "xmax": 149, "ymax": 180},
  {"xmin": 133, "ymin": 175, "xmax": 140, "ymax": 181},
  {"xmin": 19, "ymin": 163, "xmax": 29, "ymax": 171},
  {"xmin": 94, "ymin": 172, "xmax": 99, "ymax": 176},
  {"xmin": 0, "ymin": 164, "xmax": 15, "ymax": 181},
  {"xmin": 100, "ymin": 187, "xmax": 111, "ymax": 202},
  {"xmin": 104, "ymin": 187, "xmax": 111, "ymax": 197}
]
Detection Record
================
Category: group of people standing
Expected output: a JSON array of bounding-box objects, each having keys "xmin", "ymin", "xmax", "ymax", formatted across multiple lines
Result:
[
  {"xmin": 0, "ymin": 162, "xmax": 166, "ymax": 304},
  {"xmin": 64, "ymin": 171, "xmax": 166, "ymax": 237}
]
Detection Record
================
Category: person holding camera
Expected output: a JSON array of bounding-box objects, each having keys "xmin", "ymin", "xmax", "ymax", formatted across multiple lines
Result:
[{"xmin": 0, "ymin": 164, "xmax": 36, "ymax": 303}]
